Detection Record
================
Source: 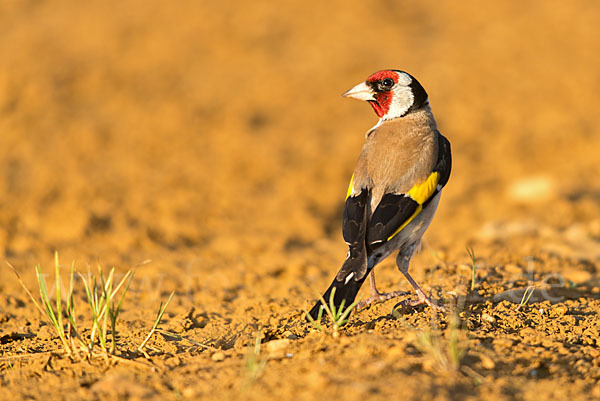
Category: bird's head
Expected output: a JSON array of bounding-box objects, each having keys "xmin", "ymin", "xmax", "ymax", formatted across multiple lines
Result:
[{"xmin": 342, "ymin": 70, "xmax": 428, "ymax": 120}]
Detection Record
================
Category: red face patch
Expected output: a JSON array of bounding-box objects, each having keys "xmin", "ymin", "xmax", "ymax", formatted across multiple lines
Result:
[
  {"xmin": 368, "ymin": 93, "xmax": 392, "ymax": 118},
  {"xmin": 366, "ymin": 70, "xmax": 399, "ymax": 83},
  {"xmin": 366, "ymin": 70, "xmax": 399, "ymax": 118}
]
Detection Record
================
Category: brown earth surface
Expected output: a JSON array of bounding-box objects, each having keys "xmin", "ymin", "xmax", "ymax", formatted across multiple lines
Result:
[{"xmin": 1, "ymin": 1, "xmax": 600, "ymax": 400}]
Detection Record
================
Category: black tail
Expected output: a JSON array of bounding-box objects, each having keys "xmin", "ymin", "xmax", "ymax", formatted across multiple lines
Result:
[
  {"xmin": 307, "ymin": 274, "xmax": 368, "ymax": 321},
  {"xmin": 308, "ymin": 190, "xmax": 370, "ymax": 322}
]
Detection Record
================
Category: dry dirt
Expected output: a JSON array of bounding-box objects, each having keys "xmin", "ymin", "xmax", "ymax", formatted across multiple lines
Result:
[{"xmin": 1, "ymin": 1, "xmax": 600, "ymax": 400}]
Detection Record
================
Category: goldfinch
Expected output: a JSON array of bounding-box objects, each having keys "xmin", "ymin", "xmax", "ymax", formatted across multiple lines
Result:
[{"xmin": 308, "ymin": 70, "xmax": 451, "ymax": 320}]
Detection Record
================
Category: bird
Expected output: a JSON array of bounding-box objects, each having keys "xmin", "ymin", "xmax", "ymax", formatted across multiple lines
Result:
[{"xmin": 308, "ymin": 69, "xmax": 451, "ymax": 320}]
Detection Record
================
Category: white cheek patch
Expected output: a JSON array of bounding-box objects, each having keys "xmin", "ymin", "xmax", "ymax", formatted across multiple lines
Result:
[
  {"xmin": 384, "ymin": 85, "xmax": 414, "ymax": 120},
  {"xmin": 396, "ymin": 72, "xmax": 412, "ymax": 85},
  {"xmin": 380, "ymin": 71, "xmax": 414, "ymax": 120}
]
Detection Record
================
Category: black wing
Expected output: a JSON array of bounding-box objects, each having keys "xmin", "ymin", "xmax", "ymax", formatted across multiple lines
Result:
[
  {"xmin": 432, "ymin": 133, "xmax": 452, "ymax": 195},
  {"xmin": 366, "ymin": 194, "xmax": 419, "ymax": 248}
]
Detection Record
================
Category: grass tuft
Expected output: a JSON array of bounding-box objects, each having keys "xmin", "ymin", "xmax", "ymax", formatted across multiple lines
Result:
[
  {"xmin": 516, "ymin": 285, "xmax": 535, "ymax": 311},
  {"xmin": 78, "ymin": 264, "xmax": 134, "ymax": 359},
  {"xmin": 305, "ymin": 287, "xmax": 359, "ymax": 338},
  {"xmin": 240, "ymin": 330, "xmax": 267, "ymax": 392},
  {"xmin": 246, "ymin": 331, "xmax": 267, "ymax": 381},
  {"xmin": 7, "ymin": 252, "xmax": 173, "ymax": 363},
  {"xmin": 412, "ymin": 312, "xmax": 469, "ymax": 373}
]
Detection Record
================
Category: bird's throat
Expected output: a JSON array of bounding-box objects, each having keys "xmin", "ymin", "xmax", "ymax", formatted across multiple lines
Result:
[
  {"xmin": 369, "ymin": 92, "xmax": 393, "ymax": 118},
  {"xmin": 368, "ymin": 101, "xmax": 385, "ymax": 118}
]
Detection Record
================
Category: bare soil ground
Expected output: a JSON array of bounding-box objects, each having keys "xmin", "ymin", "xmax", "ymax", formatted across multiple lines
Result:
[{"xmin": 1, "ymin": 1, "xmax": 599, "ymax": 400}]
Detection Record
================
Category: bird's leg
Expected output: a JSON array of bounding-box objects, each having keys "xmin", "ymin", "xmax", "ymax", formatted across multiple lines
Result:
[
  {"xmin": 393, "ymin": 244, "xmax": 445, "ymax": 312},
  {"xmin": 368, "ymin": 270, "xmax": 379, "ymax": 296},
  {"xmin": 395, "ymin": 270, "xmax": 445, "ymax": 311},
  {"xmin": 356, "ymin": 270, "xmax": 409, "ymax": 310}
]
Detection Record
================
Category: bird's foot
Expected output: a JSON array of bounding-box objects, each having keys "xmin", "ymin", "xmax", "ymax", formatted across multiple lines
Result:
[
  {"xmin": 356, "ymin": 290, "xmax": 410, "ymax": 310},
  {"xmin": 393, "ymin": 290, "xmax": 445, "ymax": 312}
]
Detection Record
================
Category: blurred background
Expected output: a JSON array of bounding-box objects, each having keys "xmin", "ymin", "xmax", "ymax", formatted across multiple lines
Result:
[
  {"xmin": 0, "ymin": 0, "xmax": 599, "ymax": 279},
  {"xmin": 1, "ymin": 3, "xmax": 600, "ymax": 399}
]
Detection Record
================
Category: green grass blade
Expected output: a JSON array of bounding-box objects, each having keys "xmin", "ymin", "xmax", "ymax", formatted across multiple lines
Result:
[
  {"xmin": 99, "ymin": 269, "xmax": 113, "ymax": 352},
  {"xmin": 67, "ymin": 262, "xmax": 75, "ymax": 329},
  {"xmin": 93, "ymin": 276, "xmax": 99, "ymax": 314},
  {"xmin": 109, "ymin": 270, "xmax": 134, "ymax": 354},
  {"xmin": 5, "ymin": 262, "xmax": 45, "ymax": 317},
  {"xmin": 328, "ymin": 287, "xmax": 337, "ymax": 317},
  {"xmin": 137, "ymin": 291, "xmax": 174, "ymax": 352},
  {"xmin": 466, "ymin": 247, "xmax": 477, "ymax": 291},
  {"xmin": 36, "ymin": 266, "xmax": 59, "ymax": 328},
  {"xmin": 336, "ymin": 297, "xmax": 360, "ymax": 326},
  {"xmin": 54, "ymin": 252, "xmax": 66, "ymax": 342},
  {"xmin": 36, "ymin": 263, "xmax": 71, "ymax": 354},
  {"xmin": 79, "ymin": 272, "xmax": 100, "ymax": 351},
  {"xmin": 304, "ymin": 308, "xmax": 323, "ymax": 332},
  {"xmin": 66, "ymin": 262, "xmax": 86, "ymax": 353},
  {"xmin": 336, "ymin": 299, "xmax": 347, "ymax": 320}
]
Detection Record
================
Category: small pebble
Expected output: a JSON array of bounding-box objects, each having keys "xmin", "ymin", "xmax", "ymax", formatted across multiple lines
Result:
[
  {"xmin": 481, "ymin": 313, "xmax": 496, "ymax": 323},
  {"xmin": 554, "ymin": 305, "xmax": 568, "ymax": 316},
  {"xmin": 266, "ymin": 339, "xmax": 290, "ymax": 353},
  {"xmin": 211, "ymin": 352, "xmax": 225, "ymax": 362},
  {"xmin": 182, "ymin": 388, "xmax": 196, "ymax": 398},
  {"xmin": 283, "ymin": 330, "xmax": 298, "ymax": 340},
  {"xmin": 165, "ymin": 356, "xmax": 181, "ymax": 368},
  {"xmin": 479, "ymin": 354, "xmax": 496, "ymax": 369}
]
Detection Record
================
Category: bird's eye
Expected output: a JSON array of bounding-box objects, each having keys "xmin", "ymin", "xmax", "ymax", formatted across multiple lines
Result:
[{"xmin": 379, "ymin": 78, "xmax": 395, "ymax": 91}]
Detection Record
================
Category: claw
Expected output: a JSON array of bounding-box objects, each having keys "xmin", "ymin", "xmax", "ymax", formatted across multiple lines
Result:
[
  {"xmin": 356, "ymin": 290, "xmax": 410, "ymax": 310},
  {"xmin": 393, "ymin": 290, "xmax": 445, "ymax": 312}
]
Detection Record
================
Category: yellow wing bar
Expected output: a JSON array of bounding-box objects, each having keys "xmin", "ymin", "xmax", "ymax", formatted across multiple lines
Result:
[
  {"xmin": 346, "ymin": 174, "xmax": 355, "ymax": 200},
  {"xmin": 407, "ymin": 172, "xmax": 439, "ymax": 204},
  {"xmin": 387, "ymin": 205, "xmax": 423, "ymax": 241}
]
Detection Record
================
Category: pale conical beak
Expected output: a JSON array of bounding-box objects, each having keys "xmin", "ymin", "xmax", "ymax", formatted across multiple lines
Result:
[{"xmin": 341, "ymin": 81, "xmax": 375, "ymax": 101}]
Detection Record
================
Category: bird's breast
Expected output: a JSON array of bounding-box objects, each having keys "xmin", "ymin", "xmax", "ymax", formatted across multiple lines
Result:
[{"xmin": 364, "ymin": 117, "xmax": 438, "ymax": 208}]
